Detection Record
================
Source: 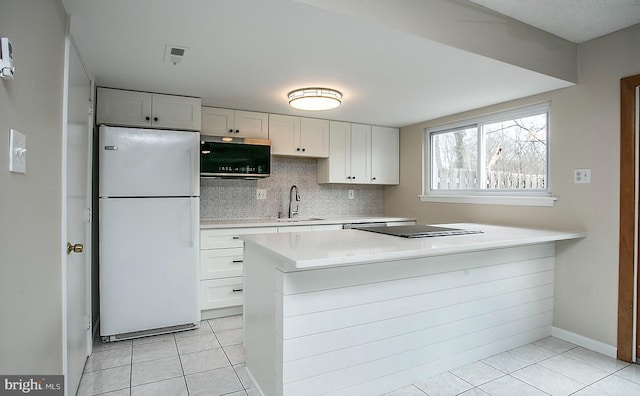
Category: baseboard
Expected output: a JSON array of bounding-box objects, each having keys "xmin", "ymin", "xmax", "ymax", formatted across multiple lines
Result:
[
  {"xmin": 244, "ymin": 366, "xmax": 265, "ymax": 396},
  {"xmin": 201, "ymin": 306, "xmax": 243, "ymax": 320},
  {"xmin": 551, "ymin": 326, "xmax": 617, "ymax": 358}
]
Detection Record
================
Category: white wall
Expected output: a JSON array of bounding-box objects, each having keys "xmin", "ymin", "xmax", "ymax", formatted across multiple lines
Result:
[
  {"xmin": 0, "ymin": 0, "xmax": 67, "ymax": 373},
  {"xmin": 385, "ymin": 24, "xmax": 640, "ymax": 348}
]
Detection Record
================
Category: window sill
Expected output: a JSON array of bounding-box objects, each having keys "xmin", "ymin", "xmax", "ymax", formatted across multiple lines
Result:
[{"xmin": 418, "ymin": 194, "xmax": 557, "ymax": 207}]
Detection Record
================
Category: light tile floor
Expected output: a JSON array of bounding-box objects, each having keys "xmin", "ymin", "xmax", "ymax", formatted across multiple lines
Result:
[
  {"xmin": 78, "ymin": 315, "xmax": 256, "ymax": 396},
  {"xmin": 79, "ymin": 316, "xmax": 640, "ymax": 396}
]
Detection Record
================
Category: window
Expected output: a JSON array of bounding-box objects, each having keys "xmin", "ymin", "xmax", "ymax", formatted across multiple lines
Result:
[{"xmin": 423, "ymin": 103, "xmax": 554, "ymax": 206}]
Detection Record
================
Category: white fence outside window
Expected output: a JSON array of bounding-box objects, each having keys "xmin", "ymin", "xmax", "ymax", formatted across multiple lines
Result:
[{"xmin": 435, "ymin": 167, "xmax": 546, "ymax": 190}]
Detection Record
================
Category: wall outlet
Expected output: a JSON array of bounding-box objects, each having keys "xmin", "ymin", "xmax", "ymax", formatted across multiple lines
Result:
[
  {"xmin": 348, "ymin": 189, "xmax": 354, "ymax": 200},
  {"xmin": 256, "ymin": 189, "xmax": 267, "ymax": 200},
  {"xmin": 574, "ymin": 169, "xmax": 591, "ymax": 184}
]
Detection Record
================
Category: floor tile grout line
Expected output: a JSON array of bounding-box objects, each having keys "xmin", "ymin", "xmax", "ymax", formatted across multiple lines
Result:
[
  {"xmin": 506, "ymin": 374, "xmax": 553, "ymax": 395},
  {"xmin": 212, "ymin": 325, "xmax": 248, "ymax": 392},
  {"xmin": 555, "ymin": 347, "xmax": 630, "ymax": 378},
  {"xmin": 176, "ymin": 330, "xmax": 190, "ymax": 396},
  {"xmin": 128, "ymin": 337, "xmax": 134, "ymax": 395}
]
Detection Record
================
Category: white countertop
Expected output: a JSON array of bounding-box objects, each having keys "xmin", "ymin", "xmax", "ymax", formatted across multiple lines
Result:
[
  {"xmin": 241, "ymin": 223, "xmax": 586, "ymax": 271},
  {"xmin": 200, "ymin": 216, "xmax": 415, "ymax": 229}
]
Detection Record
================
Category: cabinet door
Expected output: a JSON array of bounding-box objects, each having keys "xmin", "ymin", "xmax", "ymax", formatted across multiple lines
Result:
[
  {"xmin": 371, "ymin": 126, "xmax": 399, "ymax": 185},
  {"xmin": 200, "ymin": 248, "xmax": 244, "ymax": 279},
  {"xmin": 201, "ymin": 107, "xmax": 235, "ymax": 136},
  {"xmin": 151, "ymin": 93, "xmax": 201, "ymax": 131},
  {"xmin": 200, "ymin": 277, "xmax": 244, "ymax": 310},
  {"xmin": 318, "ymin": 121, "xmax": 351, "ymax": 183},
  {"xmin": 349, "ymin": 123, "xmax": 371, "ymax": 184},
  {"xmin": 300, "ymin": 118, "xmax": 329, "ymax": 158},
  {"xmin": 234, "ymin": 110, "xmax": 269, "ymax": 139},
  {"xmin": 96, "ymin": 88, "xmax": 152, "ymax": 127},
  {"xmin": 269, "ymin": 114, "xmax": 301, "ymax": 156}
]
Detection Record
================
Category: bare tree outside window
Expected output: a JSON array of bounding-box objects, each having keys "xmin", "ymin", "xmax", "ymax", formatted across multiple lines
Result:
[
  {"xmin": 428, "ymin": 104, "xmax": 549, "ymax": 193},
  {"xmin": 484, "ymin": 114, "xmax": 547, "ymax": 189}
]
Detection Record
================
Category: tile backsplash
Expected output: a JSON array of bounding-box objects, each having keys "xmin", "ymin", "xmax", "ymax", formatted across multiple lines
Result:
[{"xmin": 201, "ymin": 157, "xmax": 384, "ymax": 219}]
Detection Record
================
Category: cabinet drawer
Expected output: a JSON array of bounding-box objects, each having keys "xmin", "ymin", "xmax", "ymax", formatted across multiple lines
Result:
[
  {"xmin": 201, "ymin": 227, "xmax": 278, "ymax": 249},
  {"xmin": 201, "ymin": 234, "xmax": 244, "ymax": 249},
  {"xmin": 200, "ymin": 277, "xmax": 244, "ymax": 310},
  {"xmin": 200, "ymin": 248, "xmax": 244, "ymax": 280}
]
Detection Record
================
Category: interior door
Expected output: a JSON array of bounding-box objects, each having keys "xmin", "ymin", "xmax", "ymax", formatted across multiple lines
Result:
[
  {"xmin": 65, "ymin": 37, "xmax": 92, "ymax": 395},
  {"xmin": 632, "ymin": 85, "xmax": 640, "ymax": 363}
]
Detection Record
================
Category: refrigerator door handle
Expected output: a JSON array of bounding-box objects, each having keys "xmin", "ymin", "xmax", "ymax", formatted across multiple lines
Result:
[
  {"xmin": 190, "ymin": 197, "xmax": 197, "ymax": 248},
  {"xmin": 190, "ymin": 139, "xmax": 198, "ymax": 196}
]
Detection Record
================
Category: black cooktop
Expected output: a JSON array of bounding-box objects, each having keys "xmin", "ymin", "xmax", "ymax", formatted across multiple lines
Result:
[{"xmin": 352, "ymin": 225, "xmax": 483, "ymax": 238}]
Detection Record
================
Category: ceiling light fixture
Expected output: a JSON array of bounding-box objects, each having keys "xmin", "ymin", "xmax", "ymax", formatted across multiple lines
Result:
[{"xmin": 288, "ymin": 87, "xmax": 342, "ymax": 111}]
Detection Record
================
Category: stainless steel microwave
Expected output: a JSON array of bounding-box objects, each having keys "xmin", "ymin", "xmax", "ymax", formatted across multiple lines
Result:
[{"xmin": 200, "ymin": 136, "xmax": 271, "ymax": 179}]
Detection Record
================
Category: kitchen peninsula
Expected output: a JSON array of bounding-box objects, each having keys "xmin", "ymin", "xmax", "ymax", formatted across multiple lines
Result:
[{"xmin": 241, "ymin": 224, "xmax": 585, "ymax": 396}]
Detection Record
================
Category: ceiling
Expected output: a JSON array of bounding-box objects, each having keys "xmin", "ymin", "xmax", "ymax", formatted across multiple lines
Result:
[
  {"xmin": 469, "ymin": 0, "xmax": 640, "ymax": 43},
  {"xmin": 61, "ymin": 0, "xmax": 639, "ymax": 128}
]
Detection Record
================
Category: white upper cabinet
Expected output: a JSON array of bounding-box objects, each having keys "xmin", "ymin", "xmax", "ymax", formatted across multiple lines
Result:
[
  {"xmin": 348, "ymin": 123, "xmax": 371, "ymax": 183},
  {"xmin": 269, "ymin": 114, "xmax": 329, "ymax": 158},
  {"xmin": 201, "ymin": 107, "xmax": 234, "ymax": 136},
  {"xmin": 269, "ymin": 114, "xmax": 299, "ymax": 155},
  {"xmin": 299, "ymin": 117, "xmax": 330, "ymax": 158},
  {"xmin": 318, "ymin": 121, "xmax": 370, "ymax": 183},
  {"xmin": 151, "ymin": 93, "xmax": 202, "ymax": 131},
  {"xmin": 371, "ymin": 126, "xmax": 399, "ymax": 185},
  {"xmin": 319, "ymin": 122, "xmax": 399, "ymax": 185},
  {"xmin": 201, "ymin": 107, "xmax": 268, "ymax": 139},
  {"xmin": 96, "ymin": 87, "xmax": 201, "ymax": 131},
  {"xmin": 319, "ymin": 121, "xmax": 350, "ymax": 183}
]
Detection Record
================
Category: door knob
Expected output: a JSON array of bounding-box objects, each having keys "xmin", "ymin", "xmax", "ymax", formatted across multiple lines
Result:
[{"xmin": 67, "ymin": 242, "xmax": 84, "ymax": 255}]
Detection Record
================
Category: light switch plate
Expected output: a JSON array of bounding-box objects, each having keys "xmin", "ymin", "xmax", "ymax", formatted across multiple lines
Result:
[
  {"xmin": 256, "ymin": 189, "xmax": 267, "ymax": 200},
  {"xmin": 9, "ymin": 129, "xmax": 26, "ymax": 174}
]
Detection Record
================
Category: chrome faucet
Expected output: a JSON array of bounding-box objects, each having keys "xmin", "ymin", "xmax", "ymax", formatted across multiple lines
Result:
[{"xmin": 288, "ymin": 185, "xmax": 301, "ymax": 218}]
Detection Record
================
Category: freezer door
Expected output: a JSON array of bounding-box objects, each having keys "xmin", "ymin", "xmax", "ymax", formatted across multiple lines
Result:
[
  {"xmin": 99, "ymin": 126, "xmax": 199, "ymax": 197},
  {"xmin": 99, "ymin": 197, "xmax": 200, "ymax": 336}
]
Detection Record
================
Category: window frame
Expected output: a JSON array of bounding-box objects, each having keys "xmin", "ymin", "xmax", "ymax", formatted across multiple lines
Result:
[{"xmin": 421, "ymin": 102, "xmax": 556, "ymax": 207}]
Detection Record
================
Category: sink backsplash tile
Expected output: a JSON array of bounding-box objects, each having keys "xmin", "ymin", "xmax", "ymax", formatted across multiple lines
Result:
[{"xmin": 201, "ymin": 157, "xmax": 384, "ymax": 219}]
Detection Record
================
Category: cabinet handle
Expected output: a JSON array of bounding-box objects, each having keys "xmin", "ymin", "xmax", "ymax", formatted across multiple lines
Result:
[
  {"xmin": 296, "ymin": 148, "xmax": 301, "ymax": 151},
  {"xmin": 235, "ymin": 130, "xmax": 240, "ymax": 134},
  {"xmin": 232, "ymin": 259, "xmax": 244, "ymax": 263},
  {"xmin": 145, "ymin": 116, "xmax": 150, "ymax": 121},
  {"xmin": 302, "ymin": 148, "xmax": 306, "ymax": 152},
  {"xmin": 228, "ymin": 129, "xmax": 234, "ymax": 133},
  {"xmin": 153, "ymin": 117, "xmax": 158, "ymax": 122},
  {"xmin": 232, "ymin": 236, "xmax": 240, "ymax": 239},
  {"xmin": 372, "ymin": 177, "xmax": 376, "ymax": 180},
  {"xmin": 232, "ymin": 288, "xmax": 243, "ymax": 292}
]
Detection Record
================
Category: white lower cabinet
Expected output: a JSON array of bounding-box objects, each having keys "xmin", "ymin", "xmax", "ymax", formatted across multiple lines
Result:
[
  {"xmin": 200, "ymin": 227, "xmax": 277, "ymax": 317},
  {"xmin": 199, "ymin": 221, "xmax": 413, "ymax": 316},
  {"xmin": 200, "ymin": 277, "xmax": 245, "ymax": 310},
  {"xmin": 200, "ymin": 248, "xmax": 244, "ymax": 279}
]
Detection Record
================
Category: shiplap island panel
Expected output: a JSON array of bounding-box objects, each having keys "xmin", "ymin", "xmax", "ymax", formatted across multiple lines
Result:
[{"xmin": 241, "ymin": 224, "xmax": 584, "ymax": 396}]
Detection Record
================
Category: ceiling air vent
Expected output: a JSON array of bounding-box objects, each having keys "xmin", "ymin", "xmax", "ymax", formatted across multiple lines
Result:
[{"xmin": 164, "ymin": 45, "xmax": 188, "ymax": 65}]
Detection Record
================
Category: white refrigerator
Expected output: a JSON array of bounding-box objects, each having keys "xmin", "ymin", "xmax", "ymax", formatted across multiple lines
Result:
[{"xmin": 99, "ymin": 125, "xmax": 200, "ymax": 341}]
